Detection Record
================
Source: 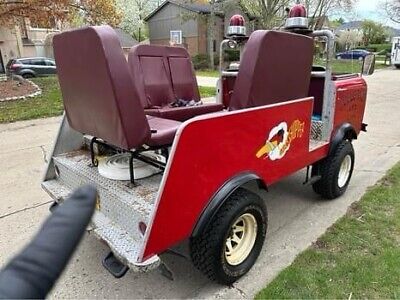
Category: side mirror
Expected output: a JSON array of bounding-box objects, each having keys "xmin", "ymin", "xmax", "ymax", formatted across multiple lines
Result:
[{"xmin": 362, "ymin": 54, "xmax": 376, "ymax": 76}]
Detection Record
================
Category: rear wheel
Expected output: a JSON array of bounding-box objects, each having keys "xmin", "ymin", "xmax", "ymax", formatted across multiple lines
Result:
[
  {"xmin": 312, "ymin": 140, "xmax": 355, "ymax": 200},
  {"xmin": 395, "ymin": 64, "xmax": 400, "ymax": 69},
  {"xmin": 190, "ymin": 188, "xmax": 267, "ymax": 285}
]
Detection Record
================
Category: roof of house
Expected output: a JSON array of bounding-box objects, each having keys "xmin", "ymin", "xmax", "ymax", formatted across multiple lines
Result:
[
  {"xmin": 144, "ymin": 0, "xmax": 254, "ymax": 21},
  {"xmin": 336, "ymin": 21, "xmax": 363, "ymax": 32},
  {"xmin": 114, "ymin": 28, "xmax": 139, "ymax": 48},
  {"xmin": 335, "ymin": 21, "xmax": 400, "ymax": 37}
]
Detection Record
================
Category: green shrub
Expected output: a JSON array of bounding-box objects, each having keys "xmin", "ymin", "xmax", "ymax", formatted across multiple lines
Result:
[
  {"xmin": 224, "ymin": 49, "xmax": 240, "ymax": 61},
  {"xmin": 367, "ymin": 43, "xmax": 391, "ymax": 53},
  {"xmin": 192, "ymin": 54, "xmax": 219, "ymax": 70},
  {"xmin": 192, "ymin": 54, "xmax": 209, "ymax": 70}
]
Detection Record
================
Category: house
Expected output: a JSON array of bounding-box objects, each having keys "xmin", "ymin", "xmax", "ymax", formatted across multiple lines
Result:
[
  {"xmin": 0, "ymin": 18, "xmax": 138, "ymax": 73},
  {"xmin": 0, "ymin": 19, "xmax": 59, "ymax": 73},
  {"xmin": 144, "ymin": 0, "xmax": 256, "ymax": 56},
  {"xmin": 114, "ymin": 28, "xmax": 140, "ymax": 58}
]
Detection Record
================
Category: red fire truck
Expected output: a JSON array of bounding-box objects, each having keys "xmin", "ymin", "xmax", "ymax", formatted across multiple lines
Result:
[{"xmin": 42, "ymin": 3, "xmax": 373, "ymax": 285}]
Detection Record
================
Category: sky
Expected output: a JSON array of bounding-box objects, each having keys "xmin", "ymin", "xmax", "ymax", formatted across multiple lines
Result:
[{"xmin": 342, "ymin": 0, "xmax": 400, "ymax": 28}]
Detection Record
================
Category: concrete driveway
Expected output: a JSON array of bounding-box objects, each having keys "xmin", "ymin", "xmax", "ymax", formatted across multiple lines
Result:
[{"xmin": 0, "ymin": 69, "xmax": 399, "ymax": 298}]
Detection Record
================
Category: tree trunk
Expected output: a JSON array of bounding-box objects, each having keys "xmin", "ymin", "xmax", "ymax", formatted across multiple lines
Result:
[{"xmin": 208, "ymin": 0, "xmax": 215, "ymax": 70}]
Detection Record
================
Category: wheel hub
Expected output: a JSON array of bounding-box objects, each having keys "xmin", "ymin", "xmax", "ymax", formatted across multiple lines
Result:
[
  {"xmin": 338, "ymin": 154, "xmax": 352, "ymax": 188},
  {"xmin": 224, "ymin": 213, "xmax": 257, "ymax": 266}
]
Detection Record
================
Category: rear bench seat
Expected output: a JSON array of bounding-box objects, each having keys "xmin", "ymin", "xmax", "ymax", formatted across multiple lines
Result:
[
  {"xmin": 128, "ymin": 45, "xmax": 223, "ymax": 122},
  {"xmin": 54, "ymin": 26, "xmax": 180, "ymax": 150}
]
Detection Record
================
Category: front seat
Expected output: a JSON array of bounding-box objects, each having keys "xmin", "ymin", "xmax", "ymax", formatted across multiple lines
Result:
[{"xmin": 229, "ymin": 30, "xmax": 314, "ymax": 110}]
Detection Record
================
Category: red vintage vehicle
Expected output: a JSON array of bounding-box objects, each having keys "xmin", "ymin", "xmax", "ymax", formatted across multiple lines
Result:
[{"xmin": 42, "ymin": 5, "xmax": 373, "ymax": 285}]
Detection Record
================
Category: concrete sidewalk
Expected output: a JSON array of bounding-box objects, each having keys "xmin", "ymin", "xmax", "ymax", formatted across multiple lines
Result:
[
  {"xmin": 0, "ymin": 69, "xmax": 399, "ymax": 299},
  {"xmin": 197, "ymin": 76, "xmax": 218, "ymax": 87}
]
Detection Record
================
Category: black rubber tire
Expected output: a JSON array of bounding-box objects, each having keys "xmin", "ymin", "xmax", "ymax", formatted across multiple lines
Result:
[
  {"xmin": 190, "ymin": 188, "xmax": 267, "ymax": 285},
  {"xmin": 312, "ymin": 140, "xmax": 355, "ymax": 200},
  {"xmin": 22, "ymin": 73, "xmax": 34, "ymax": 79},
  {"xmin": 395, "ymin": 64, "xmax": 400, "ymax": 69}
]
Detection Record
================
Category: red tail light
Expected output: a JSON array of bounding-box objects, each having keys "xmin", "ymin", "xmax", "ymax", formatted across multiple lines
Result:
[{"xmin": 10, "ymin": 64, "xmax": 22, "ymax": 70}]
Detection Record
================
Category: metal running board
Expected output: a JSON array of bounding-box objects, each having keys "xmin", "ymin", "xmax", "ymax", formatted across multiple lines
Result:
[{"xmin": 102, "ymin": 252, "xmax": 129, "ymax": 278}]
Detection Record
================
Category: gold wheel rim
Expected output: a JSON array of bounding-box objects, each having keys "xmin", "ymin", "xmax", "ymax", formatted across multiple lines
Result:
[
  {"xmin": 338, "ymin": 155, "xmax": 352, "ymax": 188},
  {"xmin": 224, "ymin": 213, "xmax": 258, "ymax": 266}
]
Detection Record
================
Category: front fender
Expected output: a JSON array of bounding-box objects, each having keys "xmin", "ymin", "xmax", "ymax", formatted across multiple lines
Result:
[{"xmin": 329, "ymin": 123, "xmax": 357, "ymax": 156}]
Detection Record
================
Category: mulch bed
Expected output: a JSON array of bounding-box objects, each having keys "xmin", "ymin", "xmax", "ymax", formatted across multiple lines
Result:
[{"xmin": 0, "ymin": 79, "xmax": 39, "ymax": 102}]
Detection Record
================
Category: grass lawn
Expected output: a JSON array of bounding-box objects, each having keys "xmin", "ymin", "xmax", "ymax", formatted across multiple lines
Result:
[
  {"xmin": 196, "ymin": 58, "xmax": 389, "ymax": 79},
  {"xmin": 257, "ymin": 163, "xmax": 400, "ymax": 299},
  {"xmin": 0, "ymin": 76, "xmax": 63, "ymax": 123},
  {"xmin": 0, "ymin": 76, "xmax": 216, "ymax": 124},
  {"xmin": 315, "ymin": 59, "xmax": 388, "ymax": 74},
  {"xmin": 196, "ymin": 69, "xmax": 220, "ymax": 78},
  {"xmin": 199, "ymin": 86, "xmax": 216, "ymax": 98}
]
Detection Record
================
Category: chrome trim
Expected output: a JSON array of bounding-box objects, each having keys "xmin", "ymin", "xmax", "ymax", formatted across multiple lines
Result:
[{"xmin": 285, "ymin": 17, "xmax": 309, "ymax": 29}]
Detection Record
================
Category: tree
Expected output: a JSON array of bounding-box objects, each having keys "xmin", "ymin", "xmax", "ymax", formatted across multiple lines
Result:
[
  {"xmin": 385, "ymin": 0, "xmax": 400, "ymax": 24},
  {"xmin": 361, "ymin": 20, "xmax": 388, "ymax": 45},
  {"xmin": 181, "ymin": 0, "xmax": 227, "ymax": 69},
  {"xmin": 241, "ymin": 0, "xmax": 356, "ymax": 30},
  {"xmin": 241, "ymin": 0, "xmax": 291, "ymax": 29},
  {"xmin": 0, "ymin": 0, "xmax": 121, "ymax": 28},
  {"xmin": 303, "ymin": 0, "xmax": 357, "ymax": 30},
  {"xmin": 337, "ymin": 29, "xmax": 363, "ymax": 50},
  {"xmin": 116, "ymin": 0, "xmax": 158, "ymax": 41}
]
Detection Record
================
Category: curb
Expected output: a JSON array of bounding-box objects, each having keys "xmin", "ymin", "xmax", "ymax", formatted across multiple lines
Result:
[{"xmin": 0, "ymin": 79, "xmax": 42, "ymax": 102}]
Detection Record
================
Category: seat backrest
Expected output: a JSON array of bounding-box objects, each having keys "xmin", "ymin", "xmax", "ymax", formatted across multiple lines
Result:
[
  {"xmin": 53, "ymin": 26, "xmax": 150, "ymax": 150},
  {"xmin": 128, "ymin": 45, "xmax": 200, "ymax": 109},
  {"xmin": 229, "ymin": 30, "xmax": 314, "ymax": 110}
]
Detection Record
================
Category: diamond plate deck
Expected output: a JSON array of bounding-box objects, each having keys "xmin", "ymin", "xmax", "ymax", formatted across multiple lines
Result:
[
  {"xmin": 42, "ymin": 179, "xmax": 160, "ymax": 271},
  {"xmin": 311, "ymin": 120, "xmax": 323, "ymax": 140},
  {"xmin": 42, "ymin": 150, "xmax": 164, "ymax": 269}
]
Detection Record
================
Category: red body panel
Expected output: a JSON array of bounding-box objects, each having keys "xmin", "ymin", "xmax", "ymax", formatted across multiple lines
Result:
[
  {"xmin": 140, "ymin": 98, "xmax": 331, "ymax": 261},
  {"xmin": 333, "ymin": 76, "xmax": 367, "ymax": 134}
]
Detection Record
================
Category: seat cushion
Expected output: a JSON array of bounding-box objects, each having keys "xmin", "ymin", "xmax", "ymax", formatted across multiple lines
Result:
[
  {"xmin": 145, "ymin": 103, "xmax": 224, "ymax": 122},
  {"xmin": 146, "ymin": 116, "xmax": 181, "ymax": 147}
]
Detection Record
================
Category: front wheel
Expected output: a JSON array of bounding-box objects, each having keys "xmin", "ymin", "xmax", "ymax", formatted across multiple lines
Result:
[
  {"xmin": 312, "ymin": 140, "xmax": 355, "ymax": 200},
  {"xmin": 395, "ymin": 64, "xmax": 400, "ymax": 69},
  {"xmin": 190, "ymin": 188, "xmax": 267, "ymax": 285}
]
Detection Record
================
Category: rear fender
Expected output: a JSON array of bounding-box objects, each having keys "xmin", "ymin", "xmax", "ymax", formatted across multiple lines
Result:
[
  {"xmin": 329, "ymin": 123, "xmax": 357, "ymax": 156},
  {"xmin": 191, "ymin": 172, "xmax": 267, "ymax": 238}
]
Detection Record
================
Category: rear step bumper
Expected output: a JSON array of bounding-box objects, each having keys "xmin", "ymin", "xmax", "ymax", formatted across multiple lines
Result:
[{"xmin": 42, "ymin": 179, "xmax": 161, "ymax": 272}]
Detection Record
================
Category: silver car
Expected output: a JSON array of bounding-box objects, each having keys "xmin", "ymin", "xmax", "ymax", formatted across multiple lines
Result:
[{"xmin": 6, "ymin": 57, "xmax": 57, "ymax": 78}]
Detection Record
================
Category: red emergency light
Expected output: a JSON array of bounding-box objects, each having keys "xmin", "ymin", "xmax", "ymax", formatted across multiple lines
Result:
[
  {"xmin": 227, "ymin": 14, "xmax": 246, "ymax": 36},
  {"xmin": 285, "ymin": 2, "xmax": 309, "ymax": 30}
]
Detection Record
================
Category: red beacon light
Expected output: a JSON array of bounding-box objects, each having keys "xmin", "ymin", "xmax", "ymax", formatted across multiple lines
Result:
[
  {"xmin": 227, "ymin": 14, "xmax": 246, "ymax": 37},
  {"xmin": 285, "ymin": 1, "xmax": 309, "ymax": 30}
]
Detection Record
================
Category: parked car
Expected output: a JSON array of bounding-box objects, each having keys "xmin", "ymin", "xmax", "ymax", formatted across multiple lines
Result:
[
  {"xmin": 6, "ymin": 57, "xmax": 57, "ymax": 78},
  {"xmin": 336, "ymin": 49, "xmax": 371, "ymax": 60}
]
